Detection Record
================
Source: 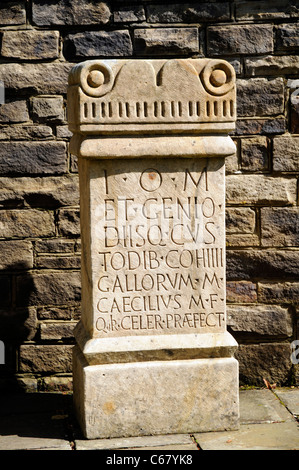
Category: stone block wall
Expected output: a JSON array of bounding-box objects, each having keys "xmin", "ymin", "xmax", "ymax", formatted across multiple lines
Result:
[{"xmin": 0, "ymin": 0, "xmax": 298, "ymax": 391}]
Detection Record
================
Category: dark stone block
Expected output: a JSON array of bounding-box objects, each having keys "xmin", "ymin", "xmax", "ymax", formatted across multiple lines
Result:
[{"xmin": 64, "ymin": 30, "xmax": 133, "ymax": 59}]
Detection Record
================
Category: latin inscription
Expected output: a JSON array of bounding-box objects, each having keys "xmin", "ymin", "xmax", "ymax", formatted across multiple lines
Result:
[{"xmin": 92, "ymin": 158, "xmax": 226, "ymax": 337}]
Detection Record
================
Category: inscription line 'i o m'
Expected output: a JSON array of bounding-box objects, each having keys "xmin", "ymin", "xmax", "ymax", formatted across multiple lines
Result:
[{"xmin": 103, "ymin": 166, "xmax": 209, "ymax": 197}]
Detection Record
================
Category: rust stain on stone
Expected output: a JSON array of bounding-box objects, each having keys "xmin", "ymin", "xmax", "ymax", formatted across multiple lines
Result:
[
  {"xmin": 148, "ymin": 171, "xmax": 157, "ymax": 180},
  {"xmin": 103, "ymin": 401, "xmax": 116, "ymax": 414}
]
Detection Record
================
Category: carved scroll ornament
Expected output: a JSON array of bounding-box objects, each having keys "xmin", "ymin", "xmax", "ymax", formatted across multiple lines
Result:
[{"xmin": 68, "ymin": 58, "xmax": 236, "ymax": 135}]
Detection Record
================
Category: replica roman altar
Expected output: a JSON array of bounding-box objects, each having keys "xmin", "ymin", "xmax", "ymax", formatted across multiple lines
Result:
[{"xmin": 67, "ymin": 58, "xmax": 239, "ymax": 439}]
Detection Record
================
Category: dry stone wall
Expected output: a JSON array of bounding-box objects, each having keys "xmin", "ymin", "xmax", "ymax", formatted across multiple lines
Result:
[{"xmin": 0, "ymin": 0, "xmax": 298, "ymax": 391}]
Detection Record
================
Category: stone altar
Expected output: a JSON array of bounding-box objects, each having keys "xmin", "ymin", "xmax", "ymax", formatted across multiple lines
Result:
[{"xmin": 67, "ymin": 58, "xmax": 239, "ymax": 439}]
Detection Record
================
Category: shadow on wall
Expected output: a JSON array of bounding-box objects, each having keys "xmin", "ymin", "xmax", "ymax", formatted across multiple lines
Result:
[{"xmin": 0, "ymin": 262, "xmax": 35, "ymax": 393}]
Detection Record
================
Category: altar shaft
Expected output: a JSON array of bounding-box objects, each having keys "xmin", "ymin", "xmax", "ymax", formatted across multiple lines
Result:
[{"xmin": 68, "ymin": 58, "xmax": 239, "ymax": 439}]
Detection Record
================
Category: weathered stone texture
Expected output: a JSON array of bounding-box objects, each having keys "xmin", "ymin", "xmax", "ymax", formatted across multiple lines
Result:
[
  {"xmin": 134, "ymin": 28, "xmax": 199, "ymax": 55},
  {"xmin": 57, "ymin": 208, "xmax": 80, "ymax": 237},
  {"xmin": 34, "ymin": 238, "xmax": 76, "ymax": 254},
  {"xmin": 258, "ymin": 282, "xmax": 299, "ymax": 304},
  {"xmin": 290, "ymin": 84, "xmax": 299, "ymax": 134},
  {"xmin": 0, "ymin": 240, "xmax": 33, "ymax": 270},
  {"xmin": 0, "ymin": 2, "xmax": 26, "ymax": 25},
  {"xmin": 245, "ymin": 55, "xmax": 299, "ymax": 76},
  {"xmin": 226, "ymin": 175, "xmax": 297, "ymax": 205},
  {"xmin": 0, "ymin": 100, "xmax": 29, "ymax": 124},
  {"xmin": 65, "ymin": 31, "xmax": 133, "ymax": 58},
  {"xmin": 227, "ymin": 250, "xmax": 299, "ymax": 281},
  {"xmin": 32, "ymin": 0, "xmax": 111, "ymax": 25},
  {"xmin": 35, "ymin": 255, "xmax": 81, "ymax": 270},
  {"xmin": 147, "ymin": 3, "xmax": 231, "ymax": 23},
  {"xmin": 56, "ymin": 125, "xmax": 73, "ymax": 140},
  {"xmin": 273, "ymin": 136, "xmax": 299, "ymax": 172},
  {"xmin": 0, "ymin": 209, "xmax": 55, "ymax": 239},
  {"xmin": 227, "ymin": 305, "xmax": 293, "ymax": 338},
  {"xmin": 0, "ymin": 125, "xmax": 53, "ymax": 141},
  {"xmin": 0, "ymin": 63, "xmax": 73, "ymax": 94},
  {"xmin": 226, "ymin": 207, "xmax": 255, "ymax": 234},
  {"xmin": 16, "ymin": 271, "xmax": 81, "ymax": 308},
  {"xmin": 236, "ymin": 1, "xmax": 299, "ymax": 21},
  {"xmin": 226, "ymin": 281, "xmax": 257, "ymax": 303},
  {"xmin": 240, "ymin": 137, "xmax": 269, "ymax": 172},
  {"xmin": 38, "ymin": 305, "xmax": 74, "ymax": 321},
  {"xmin": 0, "ymin": 142, "xmax": 67, "ymax": 175},
  {"xmin": 19, "ymin": 344, "xmax": 73, "ymax": 373},
  {"xmin": 236, "ymin": 343, "xmax": 293, "ymax": 386},
  {"xmin": 261, "ymin": 207, "xmax": 299, "ymax": 247},
  {"xmin": 114, "ymin": 5, "xmax": 146, "ymax": 23},
  {"xmin": 226, "ymin": 233, "xmax": 259, "ymax": 248},
  {"xmin": 234, "ymin": 118, "xmax": 286, "ymax": 136},
  {"xmin": 41, "ymin": 375, "xmax": 73, "ymax": 392},
  {"xmin": 1, "ymin": 30, "xmax": 59, "ymax": 60},
  {"xmin": 225, "ymin": 150, "xmax": 239, "ymax": 174},
  {"xmin": 276, "ymin": 23, "xmax": 299, "ymax": 50},
  {"xmin": 0, "ymin": 175, "xmax": 79, "ymax": 209},
  {"xmin": 40, "ymin": 322, "xmax": 76, "ymax": 340},
  {"xmin": 237, "ymin": 78, "xmax": 284, "ymax": 117},
  {"xmin": 31, "ymin": 96, "xmax": 65, "ymax": 123},
  {"xmin": 207, "ymin": 24, "xmax": 273, "ymax": 55}
]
